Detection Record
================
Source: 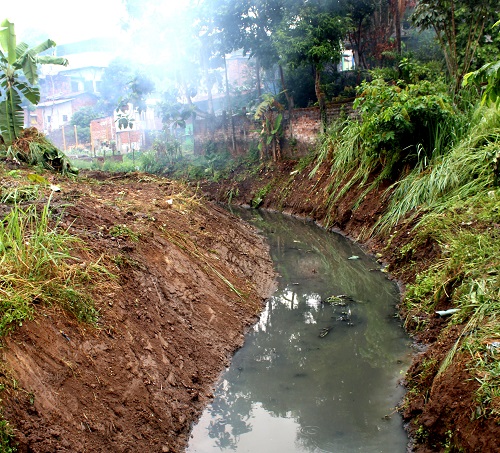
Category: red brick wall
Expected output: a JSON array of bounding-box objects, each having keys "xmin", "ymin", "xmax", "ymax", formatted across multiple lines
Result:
[
  {"xmin": 90, "ymin": 117, "xmax": 115, "ymax": 142},
  {"xmin": 117, "ymin": 130, "xmax": 142, "ymax": 145},
  {"xmin": 193, "ymin": 100, "xmax": 355, "ymax": 157}
]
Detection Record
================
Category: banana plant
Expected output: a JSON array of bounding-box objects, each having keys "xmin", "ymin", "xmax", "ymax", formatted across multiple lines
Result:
[
  {"xmin": 463, "ymin": 19, "xmax": 500, "ymax": 107},
  {"xmin": 254, "ymin": 93, "xmax": 284, "ymax": 162},
  {"xmin": 0, "ymin": 19, "xmax": 68, "ymax": 145}
]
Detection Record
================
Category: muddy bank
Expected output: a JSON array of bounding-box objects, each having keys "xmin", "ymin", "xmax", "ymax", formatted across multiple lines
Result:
[
  {"xmin": 1, "ymin": 171, "xmax": 276, "ymax": 453},
  {"xmin": 200, "ymin": 160, "xmax": 500, "ymax": 452}
]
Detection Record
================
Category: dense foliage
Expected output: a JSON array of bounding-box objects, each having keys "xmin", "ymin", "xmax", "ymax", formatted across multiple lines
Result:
[{"xmin": 355, "ymin": 78, "xmax": 455, "ymax": 175}]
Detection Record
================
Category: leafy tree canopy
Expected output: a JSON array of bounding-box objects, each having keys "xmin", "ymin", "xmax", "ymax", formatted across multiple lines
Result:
[
  {"xmin": 412, "ymin": 0, "xmax": 498, "ymax": 90},
  {"xmin": 70, "ymin": 106, "xmax": 103, "ymax": 129},
  {"xmin": 98, "ymin": 58, "xmax": 155, "ymax": 115}
]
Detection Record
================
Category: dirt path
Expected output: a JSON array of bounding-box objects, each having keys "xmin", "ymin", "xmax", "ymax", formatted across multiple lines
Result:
[{"xmin": 1, "ymin": 172, "xmax": 276, "ymax": 452}]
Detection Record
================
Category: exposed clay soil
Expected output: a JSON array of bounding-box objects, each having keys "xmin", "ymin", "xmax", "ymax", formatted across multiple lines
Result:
[
  {"xmin": 200, "ymin": 160, "xmax": 500, "ymax": 452},
  {"xmin": 1, "ymin": 171, "xmax": 276, "ymax": 452}
]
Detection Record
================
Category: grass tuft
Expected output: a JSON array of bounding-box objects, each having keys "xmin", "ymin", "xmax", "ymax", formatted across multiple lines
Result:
[{"xmin": 0, "ymin": 195, "xmax": 102, "ymax": 335}]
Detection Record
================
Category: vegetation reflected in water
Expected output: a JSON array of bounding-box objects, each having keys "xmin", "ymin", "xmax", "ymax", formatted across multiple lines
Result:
[{"xmin": 188, "ymin": 210, "xmax": 411, "ymax": 453}]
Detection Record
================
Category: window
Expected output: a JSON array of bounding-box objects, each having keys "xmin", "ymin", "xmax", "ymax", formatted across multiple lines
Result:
[
  {"xmin": 62, "ymin": 115, "xmax": 68, "ymax": 122},
  {"xmin": 47, "ymin": 115, "xmax": 51, "ymax": 123}
]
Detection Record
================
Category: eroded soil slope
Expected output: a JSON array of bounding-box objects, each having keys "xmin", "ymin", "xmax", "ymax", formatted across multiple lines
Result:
[{"xmin": 1, "ymin": 171, "xmax": 276, "ymax": 453}]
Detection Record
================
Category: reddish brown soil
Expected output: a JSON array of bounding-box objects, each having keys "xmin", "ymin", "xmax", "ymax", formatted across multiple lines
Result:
[
  {"xmin": 200, "ymin": 160, "xmax": 500, "ymax": 452},
  {"xmin": 1, "ymin": 171, "xmax": 276, "ymax": 452}
]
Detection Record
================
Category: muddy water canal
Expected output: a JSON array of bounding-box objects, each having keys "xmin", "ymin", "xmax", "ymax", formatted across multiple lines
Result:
[{"xmin": 188, "ymin": 210, "xmax": 412, "ymax": 453}]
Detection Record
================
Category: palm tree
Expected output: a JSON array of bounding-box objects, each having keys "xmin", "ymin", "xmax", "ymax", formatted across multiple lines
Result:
[{"xmin": 0, "ymin": 19, "xmax": 68, "ymax": 145}]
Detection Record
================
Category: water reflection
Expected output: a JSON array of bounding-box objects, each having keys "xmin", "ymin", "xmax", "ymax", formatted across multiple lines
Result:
[{"xmin": 188, "ymin": 210, "xmax": 411, "ymax": 453}]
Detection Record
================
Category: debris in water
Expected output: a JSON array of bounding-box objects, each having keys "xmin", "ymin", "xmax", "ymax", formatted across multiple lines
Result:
[
  {"xmin": 326, "ymin": 294, "xmax": 354, "ymax": 305},
  {"xmin": 348, "ymin": 255, "xmax": 360, "ymax": 260},
  {"xmin": 319, "ymin": 327, "xmax": 331, "ymax": 338}
]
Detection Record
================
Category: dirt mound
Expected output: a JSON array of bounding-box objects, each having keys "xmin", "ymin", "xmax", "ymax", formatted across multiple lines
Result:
[{"xmin": 1, "ymin": 172, "xmax": 276, "ymax": 452}]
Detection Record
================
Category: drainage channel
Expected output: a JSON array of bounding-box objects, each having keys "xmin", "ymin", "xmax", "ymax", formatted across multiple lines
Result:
[{"xmin": 187, "ymin": 209, "xmax": 412, "ymax": 453}]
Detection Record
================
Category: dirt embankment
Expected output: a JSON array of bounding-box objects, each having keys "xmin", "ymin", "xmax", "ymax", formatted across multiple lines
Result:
[
  {"xmin": 200, "ymin": 160, "xmax": 500, "ymax": 453},
  {"xmin": 1, "ymin": 172, "xmax": 276, "ymax": 453}
]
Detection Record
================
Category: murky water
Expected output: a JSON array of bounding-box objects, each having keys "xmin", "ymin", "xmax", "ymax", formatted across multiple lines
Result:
[{"xmin": 187, "ymin": 210, "xmax": 412, "ymax": 453}]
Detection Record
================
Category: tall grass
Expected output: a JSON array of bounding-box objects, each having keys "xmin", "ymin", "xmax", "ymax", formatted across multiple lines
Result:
[
  {"xmin": 309, "ymin": 117, "xmax": 380, "ymax": 219},
  {"xmin": 401, "ymin": 182, "xmax": 500, "ymax": 418},
  {"xmin": 377, "ymin": 105, "xmax": 500, "ymax": 232},
  {"xmin": 0, "ymin": 196, "xmax": 100, "ymax": 335}
]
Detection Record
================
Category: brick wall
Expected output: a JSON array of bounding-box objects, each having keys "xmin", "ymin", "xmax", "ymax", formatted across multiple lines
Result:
[
  {"xmin": 90, "ymin": 117, "xmax": 115, "ymax": 142},
  {"xmin": 193, "ymin": 99, "xmax": 355, "ymax": 157},
  {"xmin": 194, "ymin": 112, "xmax": 260, "ymax": 156}
]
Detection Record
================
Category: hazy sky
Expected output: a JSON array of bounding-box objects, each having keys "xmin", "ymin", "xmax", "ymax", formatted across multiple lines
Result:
[{"xmin": 3, "ymin": 0, "xmax": 189, "ymax": 45}]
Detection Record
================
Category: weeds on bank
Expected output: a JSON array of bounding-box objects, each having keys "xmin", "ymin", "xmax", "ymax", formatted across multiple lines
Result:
[
  {"xmin": 0, "ymin": 194, "xmax": 102, "ymax": 335},
  {"xmin": 251, "ymin": 183, "xmax": 272, "ymax": 208},
  {"xmin": 0, "ymin": 418, "xmax": 15, "ymax": 453},
  {"xmin": 109, "ymin": 224, "xmax": 140, "ymax": 242},
  {"xmin": 377, "ymin": 106, "xmax": 500, "ymax": 232},
  {"xmin": 312, "ymin": 118, "xmax": 379, "ymax": 213},
  {"xmin": 401, "ymin": 186, "xmax": 500, "ymax": 418}
]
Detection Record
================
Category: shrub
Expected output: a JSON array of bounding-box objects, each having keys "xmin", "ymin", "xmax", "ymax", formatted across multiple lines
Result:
[{"xmin": 354, "ymin": 78, "xmax": 456, "ymax": 177}]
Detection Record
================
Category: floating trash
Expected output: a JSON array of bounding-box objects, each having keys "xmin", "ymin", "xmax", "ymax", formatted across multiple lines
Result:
[
  {"xmin": 319, "ymin": 327, "xmax": 331, "ymax": 338},
  {"xmin": 348, "ymin": 255, "xmax": 360, "ymax": 260}
]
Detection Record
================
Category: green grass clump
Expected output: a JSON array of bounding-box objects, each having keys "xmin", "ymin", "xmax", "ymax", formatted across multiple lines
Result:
[
  {"xmin": 378, "ymin": 105, "xmax": 500, "ymax": 231},
  {"xmin": 402, "ymin": 186, "xmax": 500, "ymax": 418},
  {"xmin": 0, "ymin": 196, "xmax": 100, "ymax": 335},
  {"xmin": 0, "ymin": 418, "xmax": 15, "ymax": 453},
  {"xmin": 251, "ymin": 182, "xmax": 272, "ymax": 208},
  {"xmin": 109, "ymin": 224, "xmax": 140, "ymax": 242}
]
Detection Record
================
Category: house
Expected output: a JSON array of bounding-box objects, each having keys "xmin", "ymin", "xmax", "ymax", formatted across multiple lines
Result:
[
  {"xmin": 27, "ymin": 38, "xmax": 116, "ymax": 136},
  {"xmin": 90, "ymin": 101, "xmax": 162, "ymax": 155},
  {"xmin": 35, "ymin": 92, "xmax": 98, "ymax": 133}
]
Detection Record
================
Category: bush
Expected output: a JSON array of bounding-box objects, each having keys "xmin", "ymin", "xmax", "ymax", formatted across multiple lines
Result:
[{"xmin": 354, "ymin": 78, "xmax": 456, "ymax": 177}]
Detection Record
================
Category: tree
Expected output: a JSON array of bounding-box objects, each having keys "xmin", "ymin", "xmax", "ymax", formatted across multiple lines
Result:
[
  {"xmin": 254, "ymin": 93, "xmax": 283, "ymax": 161},
  {"xmin": 275, "ymin": 3, "xmax": 350, "ymax": 129},
  {"xmin": 98, "ymin": 58, "xmax": 155, "ymax": 115},
  {"xmin": 463, "ymin": 19, "xmax": 500, "ymax": 106},
  {"xmin": 0, "ymin": 19, "xmax": 68, "ymax": 144},
  {"xmin": 70, "ymin": 105, "xmax": 102, "ymax": 144},
  {"xmin": 412, "ymin": 0, "xmax": 498, "ymax": 91}
]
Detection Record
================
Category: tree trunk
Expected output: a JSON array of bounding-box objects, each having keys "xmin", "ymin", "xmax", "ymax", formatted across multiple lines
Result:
[
  {"xmin": 394, "ymin": 0, "xmax": 402, "ymax": 55},
  {"xmin": 279, "ymin": 64, "xmax": 294, "ymax": 140},
  {"xmin": 223, "ymin": 56, "xmax": 236, "ymax": 154},
  {"xmin": 314, "ymin": 66, "xmax": 327, "ymax": 133}
]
